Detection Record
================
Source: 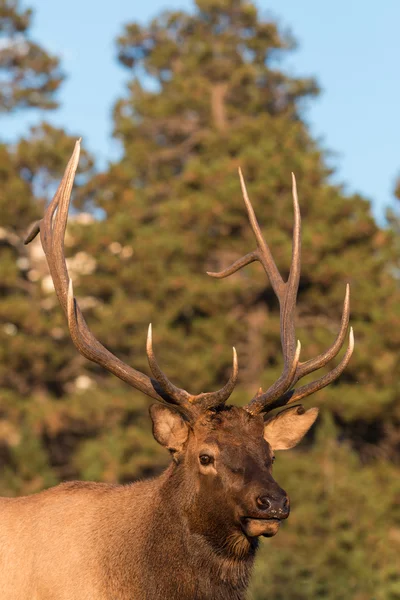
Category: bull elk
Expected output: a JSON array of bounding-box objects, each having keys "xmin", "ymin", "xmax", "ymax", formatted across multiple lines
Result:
[{"xmin": 0, "ymin": 141, "xmax": 354, "ymax": 600}]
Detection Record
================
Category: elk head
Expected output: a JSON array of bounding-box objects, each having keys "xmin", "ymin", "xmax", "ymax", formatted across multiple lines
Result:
[{"xmin": 25, "ymin": 141, "xmax": 354, "ymax": 545}]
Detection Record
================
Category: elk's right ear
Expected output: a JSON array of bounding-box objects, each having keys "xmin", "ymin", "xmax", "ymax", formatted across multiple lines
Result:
[
  {"xmin": 263, "ymin": 405, "xmax": 319, "ymax": 451},
  {"xmin": 149, "ymin": 404, "xmax": 189, "ymax": 453}
]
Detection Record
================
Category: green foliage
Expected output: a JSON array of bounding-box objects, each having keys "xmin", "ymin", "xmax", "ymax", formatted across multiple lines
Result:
[
  {"xmin": 387, "ymin": 181, "xmax": 400, "ymax": 279},
  {"xmin": 0, "ymin": 123, "xmax": 94, "ymax": 399},
  {"xmin": 0, "ymin": 2, "xmax": 95, "ymax": 495},
  {"xmin": 0, "ymin": 0, "xmax": 63, "ymax": 112}
]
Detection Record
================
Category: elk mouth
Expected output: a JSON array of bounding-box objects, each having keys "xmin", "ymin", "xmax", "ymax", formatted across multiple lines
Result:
[{"xmin": 241, "ymin": 516, "xmax": 282, "ymax": 538}]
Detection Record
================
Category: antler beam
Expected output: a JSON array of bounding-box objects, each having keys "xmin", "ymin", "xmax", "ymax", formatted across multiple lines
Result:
[
  {"xmin": 25, "ymin": 141, "xmax": 238, "ymax": 418},
  {"xmin": 208, "ymin": 170, "xmax": 354, "ymax": 415}
]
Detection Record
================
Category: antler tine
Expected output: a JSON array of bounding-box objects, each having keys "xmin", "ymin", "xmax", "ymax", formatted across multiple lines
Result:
[
  {"xmin": 146, "ymin": 324, "xmax": 191, "ymax": 405},
  {"xmin": 207, "ymin": 168, "xmax": 284, "ymax": 297},
  {"xmin": 252, "ymin": 287, "xmax": 352, "ymax": 414},
  {"xmin": 238, "ymin": 168, "xmax": 285, "ymax": 297},
  {"xmin": 207, "ymin": 251, "xmax": 258, "ymax": 279},
  {"xmin": 274, "ymin": 328, "xmax": 355, "ymax": 409},
  {"xmin": 25, "ymin": 142, "xmax": 239, "ymax": 417},
  {"xmin": 246, "ymin": 340, "xmax": 301, "ymax": 415},
  {"xmin": 25, "ymin": 139, "xmax": 81, "ymax": 314},
  {"xmin": 193, "ymin": 346, "xmax": 238, "ymax": 411},
  {"xmin": 294, "ymin": 284, "xmax": 350, "ymax": 383},
  {"xmin": 282, "ymin": 173, "xmax": 301, "ymax": 356},
  {"xmin": 147, "ymin": 324, "xmax": 239, "ymax": 411},
  {"xmin": 208, "ymin": 169, "xmax": 353, "ymax": 415}
]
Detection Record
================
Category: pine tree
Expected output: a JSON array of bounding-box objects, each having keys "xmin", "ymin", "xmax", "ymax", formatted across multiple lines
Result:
[
  {"xmin": 79, "ymin": 0, "xmax": 400, "ymax": 460},
  {"xmin": 388, "ymin": 181, "xmax": 400, "ymax": 277},
  {"xmin": 0, "ymin": 2, "xmax": 94, "ymax": 495},
  {"xmin": 0, "ymin": 0, "xmax": 63, "ymax": 112}
]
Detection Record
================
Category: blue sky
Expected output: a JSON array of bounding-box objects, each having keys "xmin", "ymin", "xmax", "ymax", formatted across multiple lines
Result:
[{"xmin": 2, "ymin": 0, "xmax": 400, "ymax": 222}]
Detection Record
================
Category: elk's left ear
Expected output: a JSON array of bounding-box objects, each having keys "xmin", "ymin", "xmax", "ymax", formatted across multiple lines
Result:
[
  {"xmin": 149, "ymin": 404, "xmax": 189, "ymax": 453},
  {"xmin": 263, "ymin": 405, "xmax": 319, "ymax": 451}
]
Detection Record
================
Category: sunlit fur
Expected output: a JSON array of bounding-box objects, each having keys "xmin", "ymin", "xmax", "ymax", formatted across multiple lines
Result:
[{"xmin": 0, "ymin": 405, "xmax": 296, "ymax": 600}]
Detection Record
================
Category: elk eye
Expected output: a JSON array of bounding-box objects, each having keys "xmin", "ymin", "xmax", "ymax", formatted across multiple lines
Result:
[
  {"xmin": 272, "ymin": 455, "xmax": 276, "ymax": 464},
  {"xmin": 199, "ymin": 454, "xmax": 213, "ymax": 466}
]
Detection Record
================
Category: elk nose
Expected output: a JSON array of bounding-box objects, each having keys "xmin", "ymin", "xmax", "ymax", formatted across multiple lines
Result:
[
  {"xmin": 280, "ymin": 496, "xmax": 290, "ymax": 515},
  {"xmin": 256, "ymin": 495, "xmax": 271, "ymax": 510},
  {"xmin": 256, "ymin": 494, "xmax": 290, "ymax": 517}
]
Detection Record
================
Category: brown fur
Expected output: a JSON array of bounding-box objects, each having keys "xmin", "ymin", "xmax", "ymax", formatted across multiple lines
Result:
[{"xmin": 0, "ymin": 405, "xmax": 317, "ymax": 599}]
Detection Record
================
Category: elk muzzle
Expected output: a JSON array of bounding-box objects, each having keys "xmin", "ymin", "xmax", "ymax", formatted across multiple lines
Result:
[{"xmin": 241, "ymin": 485, "xmax": 290, "ymax": 538}]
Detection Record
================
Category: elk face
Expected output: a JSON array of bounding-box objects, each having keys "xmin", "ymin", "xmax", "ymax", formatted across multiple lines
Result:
[{"xmin": 150, "ymin": 403, "xmax": 318, "ymax": 541}]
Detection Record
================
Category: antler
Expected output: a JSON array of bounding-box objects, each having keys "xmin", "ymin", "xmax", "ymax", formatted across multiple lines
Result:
[
  {"xmin": 24, "ymin": 141, "xmax": 238, "ymax": 419},
  {"xmin": 208, "ymin": 169, "xmax": 354, "ymax": 415}
]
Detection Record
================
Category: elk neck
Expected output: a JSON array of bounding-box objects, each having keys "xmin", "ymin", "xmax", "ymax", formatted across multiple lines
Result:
[{"xmin": 136, "ymin": 457, "xmax": 259, "ymax": 595}]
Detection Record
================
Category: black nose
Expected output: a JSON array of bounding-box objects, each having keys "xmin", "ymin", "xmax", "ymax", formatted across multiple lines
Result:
[
  {"xmin": 256, "ymin": 495, "xmax": 271, "ymax": 510},
  {"xmin": 256, "ymin": 494, "xmax": 290, "ymax": 517}
]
